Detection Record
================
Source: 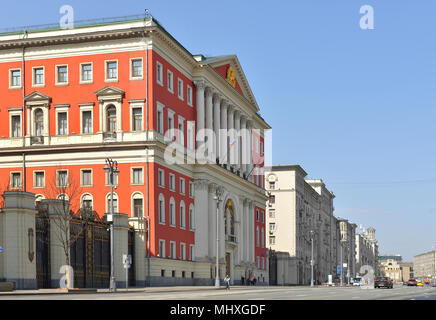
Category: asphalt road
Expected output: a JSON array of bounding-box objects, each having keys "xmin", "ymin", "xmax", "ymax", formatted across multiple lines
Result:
[{"xmin": 1, "ymin": 284, "xmax": 435, "ymax": 300}]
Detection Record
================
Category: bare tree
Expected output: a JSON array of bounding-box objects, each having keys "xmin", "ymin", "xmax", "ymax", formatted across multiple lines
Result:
[{"xmin": 39, "ymin": 168, "xmax": 86, "ymax": 289}]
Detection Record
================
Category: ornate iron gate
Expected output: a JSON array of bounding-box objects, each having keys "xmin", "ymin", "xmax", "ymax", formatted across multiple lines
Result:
[
  {"xmin": 36, "ymin": 207, "xmax": 51, "ymax": 289},
  {"xmin": 70, "ymin": 210, "xmax": 110, "ymax": 288}
]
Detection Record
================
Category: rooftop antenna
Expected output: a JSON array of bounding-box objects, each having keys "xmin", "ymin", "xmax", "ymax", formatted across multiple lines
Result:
[{"xmin": 145, "ymin": 9, "xmax": 151, "ymax": 19}]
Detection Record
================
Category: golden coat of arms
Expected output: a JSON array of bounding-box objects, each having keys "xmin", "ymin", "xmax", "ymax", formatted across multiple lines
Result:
[{"xmin": 226, "ymin": 66, "xmax": 236, "ymax": 88}]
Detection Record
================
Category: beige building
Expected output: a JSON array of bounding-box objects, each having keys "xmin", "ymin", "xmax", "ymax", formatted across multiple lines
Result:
[
  {"xmin": 355, "ymin": 226, "xmax": 379, "ymax": 276},
  {"xmin": 265, "ymin": 165, "xmax": 337, "ymax": 285},
  {"xmin": 337, "ymin": 218, "xmax": 357, "ymax": 283},
  {"xmin": 380, "ymin": 259, "xmax": 402, "ymax": 283},
  {"xmin": 413, "ymin": 250, "xmax": 436, "ymax": 280},
  {"xmin": 399, "ymin": 262, "xmax": 414, "ymax": 282}
]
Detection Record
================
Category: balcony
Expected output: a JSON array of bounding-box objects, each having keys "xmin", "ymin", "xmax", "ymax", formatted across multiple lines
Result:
[{"xmin": 226, "ymin": 234, "xmax": 238, "ymax": 244}]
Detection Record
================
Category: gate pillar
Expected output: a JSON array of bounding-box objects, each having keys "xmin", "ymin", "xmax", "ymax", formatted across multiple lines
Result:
[
  {"xmin": 112, "ymin": 213, "xmax": 128, "ymax": 288},
  {"xmin": 1, "ymin": 191, "xmax": 37, "ymax": 289},
  {"xmin": 128, "ymin": 217, "xmax": 146, "ymax": 287}
]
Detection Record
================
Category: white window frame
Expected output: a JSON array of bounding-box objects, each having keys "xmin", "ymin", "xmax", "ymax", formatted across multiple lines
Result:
[
  {"xmin": 167, "ymin": 108, "xmax": 175, "ymax": 140},
  {"xmin": 131, "ymin": 167, "xmax": 144, "ymax": 185},
  {"xmin": 80, "ymin": 168, "xmax": 93, "ymax": 187},
  {"xmin": 159, "ymin": 239, "xmax": 166, "ymax": 258},
  {"xmin": 32, "ymin": 66, "xmax": 45, "ymax": 87},
  {"xmin": 9, "ymin": 68, "xmax": 22, "ymax": 89},
  {"xmin": 180, "ymin": 242, "xmax": 186, "ymax": 260},
  {"xmin": 170, "ymin": 241, "xmax": 176, "ymax": 259},
  {"xmin": 130, "ymin": 57, "xmax": 143, "ymax": 80},
  {"xmin": 169, "ymin": 173, "xmax": 175, "ymax": 192},
  {"xmin": 156, "ymin": 61, "xmax": 163, "ymax": 86},
  {"xmin": 156, "ymin": 102, "xmax": 165, "ymax": 135},
  {"xmin": 9, "ymin": 110, "xmax": 22, "ymax": 138},
  {"xmin": 55, "ymin": 106, "xmax": 69, "ymax": 136},
  {"xmin": 167, "ymin": 70, "xmax": 174, "ymax": 93},
  {"xmin": 177, "ymin": 78, "xmax": 184, "ymax": 100},
  {"xmin": 105, "ymin": 170, "xmax": 118, "ymax": 187},
  {"xmin": 10, "ymin": 171, "xmax": 22, "ymax": 189},
  {"xmin": 132, "ymin": 192, "xmax": 144, "ymax": 218},
  {"xmin": 180, "ymin": 200, "xmax": 186, "ymax": 229},
  {"xmin": 189, "ymin": 181, "xmax": 194, "ymax": 198},
  {"xmin": 55, "ymin": 64, "xmax": 69, "ymax": 86},
  {"xmin": 56, "ymin": 169, "xmax": 69, "ymax": 188},
  {"xmin": 177, "ymin": 115, "xmax": 185, "ymax": 145},
  {"xmin": 187, "ymin": 85, "xmax": 193, "ymax": 107},
  {"xmin": 189, "ymin": 245, "xmax": 194, "ymax": 261},
  {"xmin": 169, "ymin": 197, "xmax": 176, "ymax": 226},
  {"xmin": 129, "ymin": 101, "xmax": 144, "ymax": 132},
  {"xmin": 189, "ymin": 204, "xmax": 195, "ymax": 231},
  {"xmin": 158, "ymin": 168, "xmax": 165, "ymax": 188},
  {"xmin": 79, "ymin": 104, "xmax": 94, "ymax": 134},
  {"xmin": 179, "ymin": 177, "xmax": 185, "ymax": 195},
  {"xmin": 158, "ymin": 193, "xmax": 166, "ymax": 224},
  {"xmin": 80, "ymin": 62, "xmax": 93, "ymax": 84},
  {"xmin": 105, "ymin": 59, "xmax": 118, "ymax": 82},
  {"xmin": 187, "ymin": 121, "xmax": 195, "ymax": 150},
  {"xmin": 105, "ymin": 192, "xmax": 119, "ymax": 214},
  {"xmin": 33, "ymin": 170, "xmax": 45, "ymax": 188}
]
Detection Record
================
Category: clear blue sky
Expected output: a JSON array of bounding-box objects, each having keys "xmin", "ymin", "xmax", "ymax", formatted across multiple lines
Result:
[{"xmin": 2, "ymin": 0, "xmax": 436, "ymax": 261}]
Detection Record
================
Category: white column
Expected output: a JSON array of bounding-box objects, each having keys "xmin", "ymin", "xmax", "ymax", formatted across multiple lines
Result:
[
  {"xmin": 240, "ymin": 115, "xmax": 247, "ymax": 176},
  {"xmin": 208, "ymin": 183, "xmax": 217, "ymax": 259},
  {"xmin": 249, "ymin": 201, "xmax": 254, "ymax": 264},
  {"xmin": 247, "ymin": 120, "xmax": 253, "ymax": 182},
  {"xmin": 213, "ymin": 93, "xmax": 221, "ymax": 162},
  {"xmin": 238, "ymin": 196, "xmax": 245, "ymax": 263},
  {"xmin": 194, "ymin": 81, "xmax": 205, "ymax": 140},
  {"xmin": 194, "ymin": 179, "xmax": 209, "ymax": 261},
  {"xmin": 219, "ymin": 100, "xmax": 228, "ymax": 164},
  {"xmin": 227, "ymin": 106, "xmax": 234, "ymax": 167},
  {"xmin": 234, "ymin": 109, "xmax": 241, "ymax": 175}
]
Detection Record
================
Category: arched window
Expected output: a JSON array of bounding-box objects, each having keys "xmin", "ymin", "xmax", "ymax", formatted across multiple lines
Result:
[
  {"xmin": 158, "ymin": 193, "xmax": 165, "ymax": 223},
  {"xmin": 180, "ymin": 200, "xmax": 186, "ymax": 229},
  {"xmin": 34, "ymin": 108, "xmax": 44, "ymax": 136},
  {"xmin": 132, "ymin": 192, "xmax": 144, "ymax": 218},
  {"xmin": 189, "ymin": 204, "xmax": 195, "ymax": 230},
  {"xmin": 106, "ymin": 105, "xmax": 117, "ymax": 132},
  {"xmin": 81, "ymin": 193, "xmax": 93, "ymax": 210},
  {"xmin": 35, "ymin": 194, "xmax": 45, "ymax": 204},
  {"xmin": 57, "ymin": 193, "xmax": 69, "ymax": 201},
  {"xmin": 169, "ymin": 197, "xmax": 176, "ymax": 226},
  {"xmin": 106, "ymin": 192, "xmax": 118, "ymax": 213},
  {"xmin": 224, "ymin": 199, "xmax": 235, "ymax": 236}
]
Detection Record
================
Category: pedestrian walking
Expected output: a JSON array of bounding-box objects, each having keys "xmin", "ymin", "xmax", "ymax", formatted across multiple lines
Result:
[{"xmin": 224, "ymin": 275, "xmax": 231, "ymax": 290}]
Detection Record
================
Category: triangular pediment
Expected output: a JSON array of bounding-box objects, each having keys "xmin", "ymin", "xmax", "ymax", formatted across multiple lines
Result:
[
  {"xmin": 200, "ymin": 55, "xmax": 259, "ymax": 112},
  {"xmin": 94, "ymin": 86, "xmax": 125, "ymax": 97},
  {"xmin": 24, "ymin": 91, "xmax": 51, "ymax": 103}
]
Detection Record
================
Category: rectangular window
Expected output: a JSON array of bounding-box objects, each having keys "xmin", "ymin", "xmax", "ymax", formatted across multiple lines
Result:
[
  {"xmin": 81, "ymin": 169, "xmax": 92, "ymax": 186},
  {"xmin": 159, "ymin": 240, "xmax": 165, "ymax": 258},
  {"xmin": 132, "ymin": 108, "xmax": 142, "ymax": 131},
  {"xmin": 158, "ymin": 169, "xmax": 165, "ymax": 187},
  {"xmin": 189, "ymin": 207, "xmax": 194, "ymax": 230},
  {"xmin": 132, "ymin": 168, "xmax": 143, "ymax": 185},
  {"xmin": 170, "ymin": 241, "xmax": 176, "ymax": 259},
  {"xmin": 261, "ymin": 211, "xmax": 265, "ymax": 223},
  {"xmin": 106, "ymin": 61, "xmax": 117, "ymax": 80},
  {"xmin": 179, "ymin": 178, "xmax": 185, "ymax": 195},
  {"xmin": 167, "ymin": 70, "xmax": 173, "ymax": 92},
  {"xmin": 180, "ymin": 243, "xmax": 186, "ymax": 260},
  {"xmin": 178, "ymin": 78, "xmax": 183, "ymax": 100},
  {"xmin": 131, "ymin": 59, "xmax": 143, "ymax": 78},
  {"xmin": 57, "ymin": 170, "xmax": 68, "ymax": 187},
  {"xmin": 187, "ymin": 86, "xmax": 193, "ymax": 106},
  {"xmin": 169, "ymin": 173, "xmax": 175, "ymax": 192},
  {"xmin": 269, "ymin": 236, "xmax": 276, "ymax": 245},
  {"xmin": 81, "ymin": 63, "xmax": 92, "ymax": 82},
  {"xmin": 57, "ymin": 65, "xmax": 68, "ymax": 84},
  {"xmin": 256, "ymin": 209, "xmax": 259, "ymax": 222},
  {"xmin": 105, "ymin": 171, "xmax": 118, "ymax": 186},
  {"xmin": 189, "ymin": 181, "xmax": 194, "ymax": 198},
  {"xmin": 156, "ymin": 62, "xmax": 163, "ymax": 85},
  {"xmin": 34, "ymin": 171, "xmax": 45, "ymax": 188},
  {"xmin": 57, "ymin": 112, "xmax": 68, "ymax": 135},
  {"xmin": 269, "ymin": 209, "xmax": 275, "ymax": 218},
  {"xmin": 180, "ymin": 205, "xmax": 185, "ymax": 229},
  {"xmin": 10, "ymin": 69, "xmax": 21, "ymax": 87},
  {"xmin": 82, "ymin": 111, "xmax": 92, "ymax": 134},
  {"xmin": 187, "ymin": 121, "xmax": 194, "ymax": 150},
  {"xmin": 134, "ymin": 198, "xmax": 143, "ymax": 217},
  {"xmin": 269, "ymin": 182, "xmax": 275, "ymax": 190},
  {"xmin": 158, "ymin": 198, "xmax": 165, "ymax": 223},
  {"xmin": 189, "ymin": 245, "xmax": 194, "ymax": 261},
  {"xmin": 11, "ymin": 115, "xmax": 21, "ymax": 137},
  {"xmin": 170, "ymin": 201, "xmax": 175, "ymax": 226},
  {"xmin": 11, "ymin": 172, "xmax": 21, "ymax": 189},
  {"xmin": 269, "ymin": 223, "xmax": 275, "ymax": 233},
  {"xmin": 33, "ymin": 67, "xmax": 44, "ymax": 85}
]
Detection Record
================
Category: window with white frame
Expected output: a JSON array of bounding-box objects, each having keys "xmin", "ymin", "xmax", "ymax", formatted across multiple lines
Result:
[
  {"xmin": 187, "ymin": 121, "xmax": 194, "ymax": 149},
  {"xmin": 57, "ymin": 111, "xmax": 68, "ymax": 135},
  {"xmin": 158, "ymin": 169, "xmax": 165, "ymax": 187},
  {"xmin": 189, "ymin": 181, "xmax": 194, "ymax": 198},
  {"xmin": 34, "ymin": 171, "xmax": 45, "ymax": 188},
  {"xmin": 56, "ymin": 65, "xmax": 68, "ymax": 84},
  {"xmin": 156, "ymin": 61, "xmax": 163, "ymax": 85},
  {"xmin": 132, "ymin": 193, "xmax": 144, "ymax": 218},
  {"xmin": 80, "ymin": 63, "xmax": 93, "ymax": 83},
  {"xmin": 106, "ymin": 193, "xmax": 118, "ymax": 213},
  {"xmin": 105, "ymin": 170, "xmax": 118, "ymax": 186},
  {"xmin": 33, "ymin": 67, "xmax": 44, "ymax": 86},
  {"xmin": 261, "ymin": 211, "xmax": 265, "ymax": 223},
  {"xmin": 189, "ymin": 245, "xmax": 194, "ymax": 261},
  {"xmin": 10, "ymin": 69, "xmax": 21, "ymax": 88},
  {"xmin": 156, "ymin": 102, "xmax": 164, "ymax": 134},
  {"xmin": 169, "ymin": 173, "xmax": 175, "ymax": 192},
  {"xmin": 169, "ymin": 197, "xmax": 176, "ymax": 226},
  {"xmin": 106, "ymin": 61, "xmax": 118, "ymax": 81},
  {"xmin": 187, "ymin": 85, "xmax": 193, "ymax": 106},
  {"xmin": 132, "ymin": 107, "xmax": 142, "ymax": 131},
  {"xmin": 131, "ymin": 167, "xmax": 143, "ymax": 185},
  {"xmin": 189, "ymin": 204, "xmax": 194, "ymax": 230},
  {"xmin": 257, "ymin": 256, "xmax": 260, "ymax": 269},
  {"xmin": 180, "ymin": 201, "xmax": 186, "ymax": 229},
  {"xmin": 57, "ymin": 170, "xmax": 68, "ymax": 187},
  {"xmin": 11, "ymin": 114, "xmax": 21, "ymax": 137},
  {"xmin": 10, "ymin": 172, "xmax": 21, "ymax": 189},
  {"xmin": 167, "ymin": 70, "xmax": 173, "ymax": 92},
  {"xmin": 269, "ymin": 209, "xmax": 275, "ymax": 218},
  {"xmin": 180, "ymin": 243, "xmax": 186, "ymax": 260},
  {"xmin": 177, "ymin": 78, "xmax": 183, "ymax": 100},
  {"xmin": 81, "ymin": 194, "xmax": 93, "ymax": 210},
  {"xmin": 256, "ymin": 209, "xmax": 259, "ymax": 222},
  {"xmin": 81, "ymin": 169, "xmax": 92, "ymax": 186},
  {"xmin": 177, "ymin": 115, "xmax": 184, "ymax": 144},
  {"xmin": 256, "ymin": 226, "xmax": 260, "ymax": 247},
  {"xmin": 170, "ymin": 241, "xmax": 176, "ymax": 259},
  {"xmin": 269, "ymin": 236, "xmax": 276, "ymax": 245},
  {"xmin": 131, "ymin": 58, "xmax": 143, "ymax": 79},
  {"xmin": 159, "ymin": 239, "xmax": 165, "ymax": 258},
  {"xmin": 179, "ymin": 178, "xmax": 185, "ymax": 195},
  {"xmin": 158, "ymin": 194, "xmax": 165, "ymax": 224},
  {"xmin": 261, "ymin": 228, "xmax": 265, "ymax": 248},
  {"xmin": 167, "ymin": 109, "xmax": 175, "ymax": 139},
  {"xmin": 81, "ymin": 110, "xmax": 93, "ymax": 134}
]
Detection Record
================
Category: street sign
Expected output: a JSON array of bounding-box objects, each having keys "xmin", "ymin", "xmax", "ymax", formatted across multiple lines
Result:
[
  {"xmin": 337, "ymin": 266, "xmax": 342, "ymax": 275},
  {"xmin": 343, "ymin": 263, "xmax": 347, "ymax": 268},
  {"xmin": 123, "ymin": 254, "xmax": 132, "ymax": 269}
]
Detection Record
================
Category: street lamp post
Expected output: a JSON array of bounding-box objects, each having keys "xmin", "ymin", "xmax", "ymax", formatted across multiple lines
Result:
[
  {"xmin": 213, "ymin": 193, "xmax": 222, "ymax": 288},
  {"xmin": 340, "ymin": 241, "xmax": 343, "ymax": 287},
  {"xmin": 104, "ymin": 158, "xmax": 119, "ymax": 292},
  {"xmin": 310, "ymin": 230, "xmax": 314, "ymax": 287}
]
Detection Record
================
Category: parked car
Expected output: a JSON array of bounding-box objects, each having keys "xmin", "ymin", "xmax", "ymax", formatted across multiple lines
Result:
[
  {"xmin": 375, "ymin": 277, "xmax": 393, "ymax": 289},
  {"xmin": 407, "ymin": 279, "xmax": 417, "ymax": 286},
  {"xmin": 352, "ymin": 277, "xmax": 362, "ymax": 286},
  {"xmin": 417, "ymin": 281, "xmax": 424, "ymax": 286}
]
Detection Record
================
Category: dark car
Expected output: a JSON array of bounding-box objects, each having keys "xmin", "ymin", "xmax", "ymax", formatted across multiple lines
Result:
[
  {"xmin": 375, "ymin": 277, "xmax": 393, "ymax": 289},
  {"xmin": 407, "ymin": 279, "xmax": 417, "ymax": 286}
]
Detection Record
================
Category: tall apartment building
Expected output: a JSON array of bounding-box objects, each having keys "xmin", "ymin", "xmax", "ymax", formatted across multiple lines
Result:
[
  {"xmin": 413, "ymin": 250, "xmax": 436, "ymax": 279},
  {"xmin": 337, "ymin": 218, "xmax": 357, "ymax": 283},
  {"xmin": 265, "ymin": 165, "xmax": 336, "ymax": 285},
  {"xmin": 355, "ymin": 225, "xmax": 379, "ymax": 276},
  {"xmin": 0, "ymin": 15, "xmax": 269, "ymax": 286}
]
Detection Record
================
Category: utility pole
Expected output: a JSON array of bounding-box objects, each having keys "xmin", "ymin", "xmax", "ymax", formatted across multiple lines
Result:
[{"xmin": 214, "ymin": 192, "xmax": 222, "ymax": 288}]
